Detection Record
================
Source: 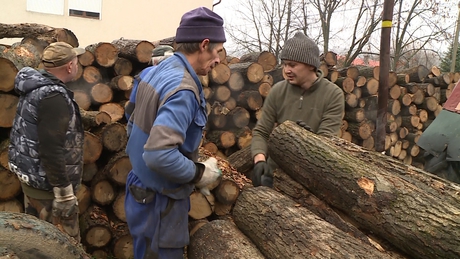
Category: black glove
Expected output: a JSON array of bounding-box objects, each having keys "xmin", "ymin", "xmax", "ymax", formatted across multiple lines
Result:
[
  {"xmin": 296, "ymin": 120, "xmax": 312, "ymax": 132},
  {"xmin": 252, "ymin": 161, "xmax": 269, "ymax": 187}
]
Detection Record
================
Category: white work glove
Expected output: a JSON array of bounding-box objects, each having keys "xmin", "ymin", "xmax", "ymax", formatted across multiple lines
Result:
[
  {"xmin": 195, "ymin": 157, "xmax": 222, "ymax": 196},
  {"xmin": 52, "ymin": 184, "xmax": 79, "ymax": 218}
]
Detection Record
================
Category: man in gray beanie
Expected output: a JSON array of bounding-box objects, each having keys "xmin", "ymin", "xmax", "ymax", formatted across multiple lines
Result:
[
  {"xmin": 124, "ymin": 6, "xmax": 225, "ymax": 259},
  {"xmin": 251, "ymin": 31, "xmax": 345, "ymax": 187}
]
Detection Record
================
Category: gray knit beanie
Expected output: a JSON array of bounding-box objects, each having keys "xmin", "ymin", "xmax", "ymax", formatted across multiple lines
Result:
[{"xmin": 280, "ymin": 32, "xmax": 320, "ymax": 69}]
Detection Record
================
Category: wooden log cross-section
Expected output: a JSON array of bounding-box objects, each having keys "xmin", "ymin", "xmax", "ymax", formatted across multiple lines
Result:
[
  {"xmin": 267, "ymin": 121, "xmax": 460, "ymax": 259},
  {"xmin": 111, "ymin": 39, "xmax": 154, "ymax": 64}
]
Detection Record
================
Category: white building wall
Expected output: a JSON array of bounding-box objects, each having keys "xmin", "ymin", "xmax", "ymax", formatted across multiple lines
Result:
[{"xmin": 1, "ymin": 0, "xmax": 215, "ymax": 48}]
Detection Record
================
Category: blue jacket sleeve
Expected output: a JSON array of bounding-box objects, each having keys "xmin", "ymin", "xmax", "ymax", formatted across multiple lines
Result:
[{"xmin": 142, "ymin": 90, "xmax": 200, "ymax": 184}]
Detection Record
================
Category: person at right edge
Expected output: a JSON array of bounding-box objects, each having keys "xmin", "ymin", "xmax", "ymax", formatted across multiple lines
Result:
[
  {"xmin": 123, "ymin": 7, "xmax": 225, "ymax": 259},
  {"xmin": 416, "ymin": 82, "xmax": 460, "ymax": 184},
  {"xmin": 251, "ymin": 32, "xmax": 345, "ymax": 187}
]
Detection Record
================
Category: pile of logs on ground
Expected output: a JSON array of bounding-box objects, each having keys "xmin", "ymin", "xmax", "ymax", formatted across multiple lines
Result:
[
  {"xmin": 1, "ymin": 25, "xmax": 459, "ymax": 258},
  {"xmin": 0, "ymin": 32, "xmax": 252, "ymax": 258},
  {"xmin": 321, "ymin": 54, "xmax": 455, "ymax": 167},
  {"xmin": 189, "ymin": 121, "xmax": 460, "ymax": 259}
]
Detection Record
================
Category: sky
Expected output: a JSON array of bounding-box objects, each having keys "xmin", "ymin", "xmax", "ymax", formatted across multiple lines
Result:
[{"xmin": 212, "ymin": 0, "xmax": 460, "ymax": 60}]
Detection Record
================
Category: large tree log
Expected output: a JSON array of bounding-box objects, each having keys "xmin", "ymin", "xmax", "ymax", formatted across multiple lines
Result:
[
  {"xmin": 273, "ymin": 168, "xmax": 372, "ymax": 246},
  {"xmin": 0, "ymin": 43, "xmax": 41, "ymax": 70},
  {"xmin": 0, "ymin": 23, "xmax": 79, "ymax": 47},
  {"xmin": 233, "ymin": 187, "xmax": 396, "ymax": 259},
  {"xmin": 0, "ymin": 212, "xmax": 90, "ymax": 259},
  {"xmin": 267, "ymin": 120, "xmax": 460, "ymax": 259},
  {"xmin": 86, "ymin": 43, "xmax": 118, "ymax": 68},
  {"xmin": 111, "ymin": 39, "xmax": 154, "ymax": 64},
  {"xmin": 188, "ymin": 220, "xmax": 265, "ymax": 259}
]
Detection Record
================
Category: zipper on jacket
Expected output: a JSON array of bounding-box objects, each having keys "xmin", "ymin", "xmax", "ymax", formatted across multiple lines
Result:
[{"xmin": 298, "ymin": 90, "xmax": 306, "ymax": 109}]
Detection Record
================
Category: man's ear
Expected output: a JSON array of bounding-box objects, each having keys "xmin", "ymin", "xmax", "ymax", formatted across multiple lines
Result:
[
  {"xmin": 200, "ymin": 39, "xmax": 210, "ymax": 51},
  {"xmin": 66, "ymin": 61, "xmax": 73, "ymax": 73}
]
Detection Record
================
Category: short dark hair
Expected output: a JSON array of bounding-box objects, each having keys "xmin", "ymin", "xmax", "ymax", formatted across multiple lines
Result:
[{"xmin": 175, "ymin": 42, "xmax": 220, "ymax": 54}]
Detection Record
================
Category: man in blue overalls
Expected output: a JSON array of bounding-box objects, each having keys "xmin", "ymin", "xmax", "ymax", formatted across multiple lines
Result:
[{"xmin": 124, "ymin": 6, "xmax": 226, "ymax": 259}]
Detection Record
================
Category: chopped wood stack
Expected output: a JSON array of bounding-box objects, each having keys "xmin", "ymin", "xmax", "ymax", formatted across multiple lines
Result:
[
  {"xmin": 201, "ymin": 51, "xmax": 278, "ymax": 159},
  {"xmin": 321, "ymin": 55, "xmax": 453, "ymax": 167},
  {"xmin": 0, "ymin": 37, "xmax": 252, "ymax": 259}
]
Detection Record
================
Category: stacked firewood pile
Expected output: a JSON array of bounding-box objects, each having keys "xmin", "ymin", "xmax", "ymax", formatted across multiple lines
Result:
[
  {"xmin": 320, "ymin": 52, "xmax": 458, "ymax": 167},
  {"xmin": 0, "ymin": 35, "xmax": 253, "ymax": 258},
  {"xmin": 222, "ymin": 52, "xmax": 457, "ymax": 174},
  {"xmin": 200, "ymin": 50, "xmax": 279, "ymax": 158}
]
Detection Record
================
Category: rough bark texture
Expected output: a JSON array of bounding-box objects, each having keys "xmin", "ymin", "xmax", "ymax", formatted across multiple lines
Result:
[
  {"xmin": 0, "ymin": 23, "xmax": 79, "ymax": 47},
  {"xmin": 0, "ymin": 212, "xmax": 90, "ymax": 259},
  {"xmin": 227, "ymin": 145, "xmax": 253, "ymax": 178},
  {"xmin": 273, "ymin": 169, "xmax": 371, "ymax": 245},
  {"xmin": 268, "ymin": 120, "xmax": 460, "ymax": 259},
  {"xmin": 79, "ymin": 205, "xmax": 113, "ymax": 248},
  {"xmin": 188, "ymin": 219, "xmax": 265, "ymax": 259},
  {"xmin": 233, "ymin": 187, "xmax": 396, "ymax": 259}
]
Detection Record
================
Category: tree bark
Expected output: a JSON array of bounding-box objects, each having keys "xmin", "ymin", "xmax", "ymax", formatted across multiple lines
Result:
[
  {"xmin": 110, "ymin": 222, "xmax": 133, "ymax": 259},
  {"xmin": 227, "ymin": 145, "xmax": 253, "ymax": 178},
  {"xmin": 0, "ymin": 212, "xmax": 90, "ymax": 259},
  {"xmin": 274, "ymin": 168, "xmax": 373, "ymax": 245},
  {"xmin": 80, "ymin": 205, "xmax": 113, "ymax": 249},
  {"xmin": 0, "ymin": 43, "xmax": 41, "ymax": 70},
  {"xmin": 0, "ymin": 23, "xmax": 79, "ymax": 47},
  {"xmin": 188, "ymin": 219, "xmax": 265, "ymax": 259},
  {"xmin": 268, "ymin": 120, "xmax": 460, "ymax": 259},
  {"xmin": 233, "ymin": 187, "xmax": 397, "ymax": 259}
]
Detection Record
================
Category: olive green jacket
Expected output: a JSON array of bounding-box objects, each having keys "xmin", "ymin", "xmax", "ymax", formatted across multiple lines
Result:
[{"xmin": 251, "ymin": 70, "xmax": 344, "ymax": 159}]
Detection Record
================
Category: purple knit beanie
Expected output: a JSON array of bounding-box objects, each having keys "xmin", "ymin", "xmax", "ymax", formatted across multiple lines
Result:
[{"xmin": 175, "ymin": 7, "xmax": 226, "ymax": 43}]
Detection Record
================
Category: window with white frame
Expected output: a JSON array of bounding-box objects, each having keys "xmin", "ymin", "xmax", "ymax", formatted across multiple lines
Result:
[
  {"xmin": 68, "ymin": 0, "xmax": 102, "ymax": 19},
  {"xmin": 27, "ymin": 0, "xmax": 64, "ymax": 15}
]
